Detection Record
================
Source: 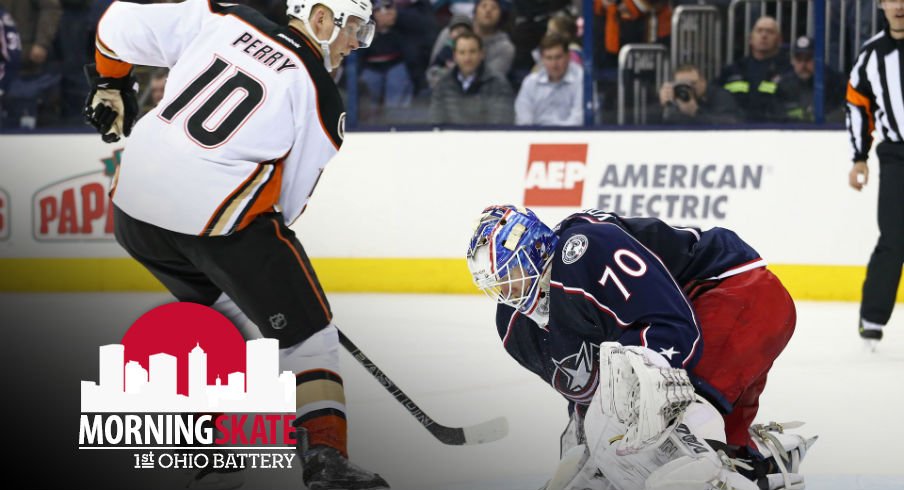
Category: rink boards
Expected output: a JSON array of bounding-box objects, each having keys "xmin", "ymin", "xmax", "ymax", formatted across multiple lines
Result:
[{"xmin": 0, "ymin": 129, "xmax": 898, "ymax": 302}]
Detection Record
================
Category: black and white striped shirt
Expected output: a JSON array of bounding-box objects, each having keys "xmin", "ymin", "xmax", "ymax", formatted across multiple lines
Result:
[{"xmin": 847, "ymin": 29, "xmax": 904, "ymax": 162}]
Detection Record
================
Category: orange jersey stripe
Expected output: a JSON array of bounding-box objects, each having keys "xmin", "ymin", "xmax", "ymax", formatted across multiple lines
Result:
[
  {"xmin": 236, "ymin": 162, "xmax": 284, "ymax": 231},
  {"xmin": 94, "ymin": 3, "xmax": 132, "ymax": 78},
  {"xmin": 847, "ymin": 82, "xmax": 875, "ymax": 134},
  {"xmin": 95, "ymin": 48, "xmax": 132, "ymax": 78},
  {"xmin": 201, "ymin": 166, "xmax": 264, "ymax": 236},
  {"xmin": 271, "ymin": 219, "xmax": 332, "ymax": 321}
]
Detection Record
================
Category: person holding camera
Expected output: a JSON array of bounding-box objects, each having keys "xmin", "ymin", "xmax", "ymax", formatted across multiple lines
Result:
[{"xmin": 658, "ymin": 63, "xmax": 740, "ymax": 125}]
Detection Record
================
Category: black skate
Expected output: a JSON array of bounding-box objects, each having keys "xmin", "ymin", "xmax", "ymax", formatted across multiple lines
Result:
[
  {"xmin": 295, "ymin": 429, "xmax": 389, "ymax": 490},
  {"xmin": 859, "ymin": 320, "xmax": 883, "ymax": 352}
]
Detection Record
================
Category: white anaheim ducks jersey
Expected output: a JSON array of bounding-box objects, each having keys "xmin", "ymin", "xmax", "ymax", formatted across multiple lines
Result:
[{"xmin": 97, "ymin": 0, "xmax": 344, "ymax": 236}]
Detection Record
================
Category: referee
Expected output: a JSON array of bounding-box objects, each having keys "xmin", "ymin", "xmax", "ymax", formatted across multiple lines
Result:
[{"xmin": 846, "ymin": 0, "xmax": 904, "ymax": 349}]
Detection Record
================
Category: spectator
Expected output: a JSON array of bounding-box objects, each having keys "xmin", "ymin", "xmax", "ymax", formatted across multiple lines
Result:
[
  {"xmin": 591, "ymin": 0, "xmax": 671, "ymax": 121},
  {"xmin": 58, "ymin": 0, "xmax": 104, "ymax": 124},
  {"xmin": 0, "ymin": 0, "xmax": 59, "ymax": 73},
  {"xmin": 527, "ymin": 10, "xmax": 582, "ymax": 72},
  {"xmin": 395, "ymin": 0, "xmax": 439, "ymax": 94},
  {"xmin": 776, "ymin": 35, "xmax": 847, "ymax": 123},
  {"xmin": 659, "ymin": 63, "xmax": 740, "ymax": 125},
  {"xmin": 717, "ymin": 16, "xmax": 790, "ymax": 122},
  {"xmin": 543, "ymin": 11, "xmax": 581, "ymax": 65},
  {"xmin": 430, "ymin": 31, "xmax": 514, "ymax": 124},
  {"xmin": 429, "ymin": 13, "xmax": 468, "ymax": 66},
  {"xmin": 0, "ymin": 0, "xmax": 62, "ymax": 128},
  {"xmin": 515, "ymin": 33, "xmax": 583, "ymax": 126},
  {"xmin": 138, "ymin": 67, "xmax": 166, "ymax": 117},
  {"xmin": 359, "ymin": 0, "xmax": 414, "ymax": 113},
  {"xmin": 510, "ymin": 0, "xmax": 569, "ymax": 86},
  {"xmin": 147, "ymin": 69, "xmax": 165, "ymax": 105},
  {"xmin": 428, "ymin": 0, "xmax": 515, "ymax": 75},
  {"xmin": 596, "ymin": 0, "xmax": 673, "ymax": 65},
  {"xmin": 427, "ymin": 13, "xmax": 472, "ymax": 88},
  {"xmin": 472, "ymin": 0, "xmax": 514, "ymax": 78},
  {"xmin": 0, "ymin": 5, "xmax": 21, "ymax": 126},
  {"xmin": 433, "ymin": 0, "xmax": 476, "ymax": 17}
]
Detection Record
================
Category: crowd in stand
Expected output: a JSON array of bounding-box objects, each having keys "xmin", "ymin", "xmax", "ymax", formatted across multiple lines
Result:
[{"xmin": 0, "ymin": 0, "xmax": 877, "ymax": 130}]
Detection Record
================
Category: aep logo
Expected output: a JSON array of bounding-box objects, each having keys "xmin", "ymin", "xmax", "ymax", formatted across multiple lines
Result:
[{"xmin": 523, "ymin": 144, "xmax": 588, "ymax": 207}]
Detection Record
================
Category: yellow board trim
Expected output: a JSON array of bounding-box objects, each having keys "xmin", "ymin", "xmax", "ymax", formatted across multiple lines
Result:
[{"xmin": 0, "ymin": 258, "xmax": 901, "ymax": 302}]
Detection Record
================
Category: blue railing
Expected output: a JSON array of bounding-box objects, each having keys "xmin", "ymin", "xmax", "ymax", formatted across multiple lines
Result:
[{"xmin": 813, "ymin": 0, "xmax": 826, "ymax": 124}]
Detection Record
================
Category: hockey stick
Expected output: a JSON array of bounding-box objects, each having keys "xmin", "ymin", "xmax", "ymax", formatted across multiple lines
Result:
[{"xmin": 337, "ymin": 329, "xmax": 508, "ymax": 446}]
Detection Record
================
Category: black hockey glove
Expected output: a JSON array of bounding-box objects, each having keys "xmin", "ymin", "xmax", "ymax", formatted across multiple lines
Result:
[{"xmin": 83, "ymin": 63, "xmax": 139, "ymax": 143}]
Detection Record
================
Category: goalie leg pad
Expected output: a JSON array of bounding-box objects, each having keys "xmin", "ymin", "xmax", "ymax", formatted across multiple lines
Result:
[
  {"xmin": 544, "ymin": 444, "xmax": 615, "ymax": 490},
  {"xmin": 682, "ymin": 398, "xmax": 727, "ymax": 444},
  {"xmin": 584, "ymin": 397, "xmax": 757, "ymax": 490},
  {"xmin": 645, "ymin": 455, "xmax": 760, "ymax": 490},
  {"xmin": 596, "ymin": 342, "xmax": 696, "ymax": 455},
  {"xmin": 560, "ymin": 409, "xmax": 585, "ymax": 458}
]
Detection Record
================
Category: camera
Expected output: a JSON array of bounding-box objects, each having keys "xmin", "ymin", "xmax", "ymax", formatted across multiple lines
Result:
[{"xmin": 673, "ymin": 82, "xmax": 695, "ymax": 102}]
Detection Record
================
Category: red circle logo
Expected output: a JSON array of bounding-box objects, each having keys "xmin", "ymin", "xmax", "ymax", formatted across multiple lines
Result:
[{"xmin": 121, "ymin": 302, "xmax": 246, "ymax": 396}]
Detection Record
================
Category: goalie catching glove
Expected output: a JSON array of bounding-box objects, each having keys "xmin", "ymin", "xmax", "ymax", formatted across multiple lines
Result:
[{"xmin": 83, "ymin": 63, "xmax": 138, "ymax": 143}]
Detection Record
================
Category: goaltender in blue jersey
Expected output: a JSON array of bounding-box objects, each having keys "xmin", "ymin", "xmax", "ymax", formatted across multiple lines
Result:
[{"xmin": 467, "ymin": 206, "xmax": 814, "ymax": 490}]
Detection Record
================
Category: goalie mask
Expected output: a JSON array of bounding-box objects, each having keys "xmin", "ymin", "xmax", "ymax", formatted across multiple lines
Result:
[
  {"xmin": 286, "ymin": 0, "xmax": 375, "ymax": 69},
  {"xmin": 466, "ymin": 205, "xmax": 558, "ymax": 325}
]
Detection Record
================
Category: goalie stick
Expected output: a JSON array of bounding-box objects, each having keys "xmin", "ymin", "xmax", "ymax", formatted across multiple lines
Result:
[{"xmin": 338, "ymin": 329, "xmax": 508, "ymax": 446}]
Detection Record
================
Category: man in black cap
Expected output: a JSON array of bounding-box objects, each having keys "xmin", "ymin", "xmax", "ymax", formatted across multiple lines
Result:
[{"xmin": 775, "ymin": 35, "xmax": 847, "ymax": 122}]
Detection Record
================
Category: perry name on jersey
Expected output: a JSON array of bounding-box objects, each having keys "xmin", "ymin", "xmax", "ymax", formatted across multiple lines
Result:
[
  {"xmin": 99, "ymin": 0, "xmax": 344, "ymax": 236},
  {"xmin": 496, "ymin": 209, "xmax": 764, "ymax": 407}
]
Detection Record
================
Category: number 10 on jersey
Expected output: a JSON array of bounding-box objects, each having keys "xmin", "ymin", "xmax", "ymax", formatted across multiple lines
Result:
[{"xmin": 159, "ymin": 56, "xmax": 266, "ymax": 148}]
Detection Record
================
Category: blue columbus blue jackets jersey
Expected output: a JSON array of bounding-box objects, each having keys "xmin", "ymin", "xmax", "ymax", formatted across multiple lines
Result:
[{"xmin": 496, "ymin": 209, "xmax": 765, "ymax": 410}]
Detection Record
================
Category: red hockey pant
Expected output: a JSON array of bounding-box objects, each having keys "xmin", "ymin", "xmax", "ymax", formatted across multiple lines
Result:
[{"xmin": 690, "ymin": 267, "xmax": 796, "ymax": 447}]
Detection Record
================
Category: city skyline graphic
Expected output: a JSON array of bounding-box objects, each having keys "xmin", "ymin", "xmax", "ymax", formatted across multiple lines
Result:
[{"xmin": 81, "ymin": 338, "xmax": 295, "ymax": 413}]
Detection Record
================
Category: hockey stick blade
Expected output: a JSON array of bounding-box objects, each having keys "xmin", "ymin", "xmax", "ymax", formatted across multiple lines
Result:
[
  {"xmin": 338, "ymin": 329, "xmax": 509, "ymax": 445},
  {"xmin": 463, "ymin": 416, "xmax": 509, "ymax": 445}
]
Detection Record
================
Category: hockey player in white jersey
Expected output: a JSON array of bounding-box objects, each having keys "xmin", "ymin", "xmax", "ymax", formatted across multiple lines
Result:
[{"xmin": 83, "ymin": 1, "xmax": 387, "ymax": 489}]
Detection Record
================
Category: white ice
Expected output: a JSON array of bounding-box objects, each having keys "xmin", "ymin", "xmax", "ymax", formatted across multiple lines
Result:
[{"xmin": 5, "ymin": 293, "xmax": 902, "ymax": 490}]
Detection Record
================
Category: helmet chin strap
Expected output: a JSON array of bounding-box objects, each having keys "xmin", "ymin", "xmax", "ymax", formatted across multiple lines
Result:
[{"xmin": 300, "ymin": 17, "xmax": 339, "ymax": 71}]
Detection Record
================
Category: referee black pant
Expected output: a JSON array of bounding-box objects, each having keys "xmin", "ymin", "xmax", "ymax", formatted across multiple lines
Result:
[{"xmin": 861, "ymin": 141, "xmax": 904, "ymax": 325}]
